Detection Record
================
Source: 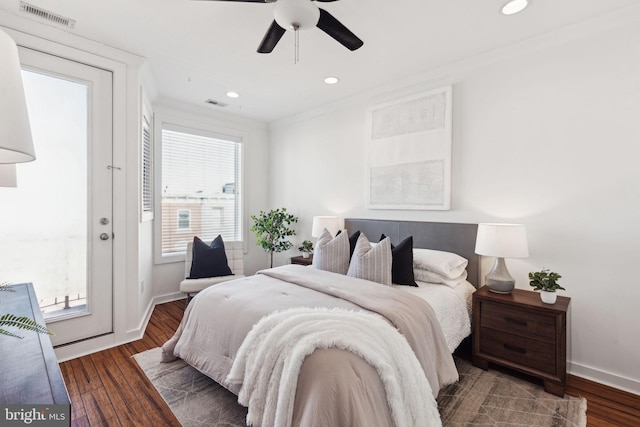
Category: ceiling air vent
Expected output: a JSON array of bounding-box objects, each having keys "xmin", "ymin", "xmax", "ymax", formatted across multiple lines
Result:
[
  {"xmin": 205, "ymin": 99, "xmax": 228, "ymax": 108},
  {"xmin": 20, "ymin": 2, "xmax": 76, "ymax": 29}
]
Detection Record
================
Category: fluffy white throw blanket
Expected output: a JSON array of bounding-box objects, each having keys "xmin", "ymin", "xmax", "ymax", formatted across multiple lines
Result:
[{"xmin": 226, "ymin": 307, "xmax": 442, "ymax": 427}]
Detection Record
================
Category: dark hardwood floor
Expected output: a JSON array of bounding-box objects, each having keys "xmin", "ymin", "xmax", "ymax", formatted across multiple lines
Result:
[
  {"xmin": 567, "ymin": 375, "xmax": 640, "ymax": 427},
  {"xmin": 59, "ymin": 300, "xmax": 185, "ymax": 427},
  {"xmin": 60, "ymin": 300, "xmax": 640, "ymax": 427}
]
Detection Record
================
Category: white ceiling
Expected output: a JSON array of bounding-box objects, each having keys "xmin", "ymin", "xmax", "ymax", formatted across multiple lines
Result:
[{"xmin": 1, "ymin": 0, "xmax": 638, "ymax": 122}]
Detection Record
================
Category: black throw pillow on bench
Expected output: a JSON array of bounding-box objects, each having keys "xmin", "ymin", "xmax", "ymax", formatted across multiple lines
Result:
[{"xmin": 188, "ymin": 235, "xmax": 233, "ymax": 279}]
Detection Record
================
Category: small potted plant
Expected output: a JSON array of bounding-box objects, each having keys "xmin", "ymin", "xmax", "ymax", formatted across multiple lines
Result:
[
  {"xmin": 298, "ymin": 240, "xmax": 314, "ymax": 258},
  {"xmin": 528, "ymin": 269, "xmax": 565, "ymax": 304}
]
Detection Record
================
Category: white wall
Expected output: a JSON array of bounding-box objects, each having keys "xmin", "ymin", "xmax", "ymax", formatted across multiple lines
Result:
[{"xmin": 269, "ymin": 16, "xmax": 640, "ymax": 393}]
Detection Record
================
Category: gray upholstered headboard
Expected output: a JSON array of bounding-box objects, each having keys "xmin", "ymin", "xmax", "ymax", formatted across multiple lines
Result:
[{"xmin": 344, "ymin": 219, "xmax": 480, "ymax": 288}]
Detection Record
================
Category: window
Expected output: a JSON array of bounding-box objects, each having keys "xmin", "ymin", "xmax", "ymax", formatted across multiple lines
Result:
[
  {"xmin": 177, "ymin": 210, "xmax": 191, "ymax": 229},
  {"xmin": 141, "ymin": 110, "xmax": 153, "ymax": 220},
  {"xmin": 159, "ymin": 125, "xmax": 242, "ymax": 257}
]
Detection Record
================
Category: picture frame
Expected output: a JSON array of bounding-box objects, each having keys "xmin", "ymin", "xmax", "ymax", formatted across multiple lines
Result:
[{"xmin": 367, "ymin": 85, "xmax": 452, "ymax": 210}]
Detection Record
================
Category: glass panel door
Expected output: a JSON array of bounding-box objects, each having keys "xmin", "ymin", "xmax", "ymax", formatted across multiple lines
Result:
[{"xmin": 0, "ymin": 47, "xmax": 113, "ymax": 346}]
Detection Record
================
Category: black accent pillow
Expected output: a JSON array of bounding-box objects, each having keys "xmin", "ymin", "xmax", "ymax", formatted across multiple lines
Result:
[
  {"xmin": 188, "ymin": 235, "xmax": 233, "ymax": 279},
  {"xmin": 380, "ymin": 234, "xmax": 417, "ymax": 287},
  {"xmin": 336, "ymin": 229, "xmax": 361, "ymax": 259}
]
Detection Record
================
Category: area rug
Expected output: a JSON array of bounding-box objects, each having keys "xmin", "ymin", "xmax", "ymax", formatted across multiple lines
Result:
[{"xmin": 134, "ymin": 348, "xmax": 586, "ymax": 427}]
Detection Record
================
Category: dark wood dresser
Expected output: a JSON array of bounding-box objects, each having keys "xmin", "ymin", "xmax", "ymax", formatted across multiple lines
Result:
[
  {"xmin": 0, "ymin": 283, "xmax": 70, "ymax": 405},
  {"xmin": 472, "ymin": 285, "xmax": 571, "ymax": 397}
]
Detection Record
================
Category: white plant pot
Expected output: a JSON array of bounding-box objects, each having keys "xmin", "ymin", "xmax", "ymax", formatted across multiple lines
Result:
[
  {"xmin": 540, "ymin": 290, "xmax": 557, "ymax": 304},
  {"xmin": 302, "ymin": 252, "xmax": 310, "ymax": 259}
]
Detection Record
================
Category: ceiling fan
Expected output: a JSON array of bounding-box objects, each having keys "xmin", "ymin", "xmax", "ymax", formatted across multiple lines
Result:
[{"xmin": 199, "ymin": 0, "xmax": 364, "ymax": 54}]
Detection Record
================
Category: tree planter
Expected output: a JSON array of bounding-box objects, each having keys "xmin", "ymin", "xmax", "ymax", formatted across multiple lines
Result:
[{"xmin": 540, "ymin": 290, "xmax": 557, "ymax": 304}]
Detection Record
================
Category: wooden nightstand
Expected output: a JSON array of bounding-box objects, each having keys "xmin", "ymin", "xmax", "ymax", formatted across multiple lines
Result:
[
  {"xmin": 290, "ymin": 255, "xmax": 313, "ymax": 266},
  {"xmin": 472, "ymin": 286, "xmax": 570, "ymax": 397}
]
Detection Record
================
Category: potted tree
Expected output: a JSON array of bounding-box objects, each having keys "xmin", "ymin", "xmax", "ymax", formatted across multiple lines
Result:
[
  {"xmin": 298, "ymin": 240, "xmax": 314, "ymax": 258},
  {"xmin": 528, "ymin": 269, "xmax": 565, "ymax": 304},
  {"xmin": 251, "ymin": 208, "xmax": 298, "ymax": 268}
]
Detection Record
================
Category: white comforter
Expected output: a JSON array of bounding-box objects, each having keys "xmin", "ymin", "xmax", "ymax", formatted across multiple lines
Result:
[
  {"xmin": 227, "ymin": 307, "xmax": 442, "ymax": 427},
  {"xmin": 163, "ymin": 265, "xmax": 459, "ymax": 427},
  {"xmin": 393, "ymin": 280, "xmax": 475, "ymax": 352}
]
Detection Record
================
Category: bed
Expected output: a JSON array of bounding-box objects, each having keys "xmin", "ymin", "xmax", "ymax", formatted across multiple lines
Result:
[{"xmin": 162, "ymin": 219, "xmax": 479, "ymax": 427}]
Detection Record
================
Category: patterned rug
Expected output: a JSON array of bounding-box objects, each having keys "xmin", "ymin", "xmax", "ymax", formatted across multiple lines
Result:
[{"xmin": 134, "ymin": 348, "xmax": 586, "ymax": 427}]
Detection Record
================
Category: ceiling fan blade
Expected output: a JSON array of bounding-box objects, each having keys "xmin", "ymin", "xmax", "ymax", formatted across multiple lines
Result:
[
  {"xmin": 257, "ymin": 20, "xmax": 287, "ymax": 53},
  {"xmin": 316, "ymin": 8, "xmax": 363, "ymax": 51}
]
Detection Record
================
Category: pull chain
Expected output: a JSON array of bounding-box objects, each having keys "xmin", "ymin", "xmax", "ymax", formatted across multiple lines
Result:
[{"xmin": 292, "ymin": 23, "xmax": 300, "ymax": 64}]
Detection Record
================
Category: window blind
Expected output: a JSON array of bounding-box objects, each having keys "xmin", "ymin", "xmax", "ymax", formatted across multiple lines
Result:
[
  {"xmin": 161, "ymin": 127, "xmax": 242, "ymax": 256},
  {"xmin": 142, "ymin": 115, "xmax": 153, "ymax": 216}
]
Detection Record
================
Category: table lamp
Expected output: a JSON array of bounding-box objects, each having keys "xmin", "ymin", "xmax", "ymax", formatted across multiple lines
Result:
[
  {"xmin": 311, "ymin": 216, "xmax": 339, "ymax": 238},
  {"xmin": 0, "ymin": 164, "xmax": 17, "ymax": 187},
  {"xmin": 0, "ymin": 28, "xmax": 35, "ymax": 164},
  {"xmin": 475, "ymin": 223, "xmax": 529, "ymax": 293}
]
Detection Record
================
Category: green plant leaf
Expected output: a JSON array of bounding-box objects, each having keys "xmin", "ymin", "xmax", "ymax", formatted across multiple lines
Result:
[
  {"xmin": 251, "ymin": 208, "xmax": 299, "ymax": 267},
  {"xmin": 528, "ymin": 268, "xmax": 564, "ymax": 291},
  {"xmin": 0, "ymin": 313, "xmax": 53, "ymax": 339}
]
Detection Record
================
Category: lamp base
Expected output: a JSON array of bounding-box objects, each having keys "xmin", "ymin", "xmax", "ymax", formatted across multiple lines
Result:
[{"xmin": 485, "ymin": 257, "xmax": 515, "ymax": 294}]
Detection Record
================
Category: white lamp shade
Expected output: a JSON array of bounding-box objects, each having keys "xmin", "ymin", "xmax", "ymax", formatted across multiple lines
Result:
[
  {"xmin": 0, "ymin": 163, "xmax": 17, "ymax": 187},
  {"xmin": 311, "ymin": 216, "xmax": 339, "ymax": 238},
  {"xmin": 0, "ymin": 29, "xmax": 35, "ymax": 164},
  {"xmin": 475, "ymin": 223, "xmax": 529, "ymax": 258}
]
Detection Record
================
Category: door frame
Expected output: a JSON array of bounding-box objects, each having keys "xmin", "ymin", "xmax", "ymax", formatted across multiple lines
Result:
[
  {"xmin": 2, "ymin": 24, "xmax": 141, "ymax": 360},
  {"xmin": 18, "ymin": 47, "xmax": 115, "ymax": 345}
]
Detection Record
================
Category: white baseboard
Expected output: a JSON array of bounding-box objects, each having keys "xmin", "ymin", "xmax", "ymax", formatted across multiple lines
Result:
[
  {"xmin": 569, "ymin": 361, "xmax": 640, "ymax": 396},
  {"xmin": 55, "ymin": 334, "xmax": 119, "ymax": 362},
  {"xmin": 129, "ymin": 291, "xmax": 185, "ymax": 337},
  {"xmin": 55, "ymin": 292, "xmax": 185, "ymax": 362}
]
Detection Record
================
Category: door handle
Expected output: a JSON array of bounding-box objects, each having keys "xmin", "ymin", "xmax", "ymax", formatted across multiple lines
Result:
[{"xmin": 99, "ymin": 233, "xmax": 110, "ymax": 241}]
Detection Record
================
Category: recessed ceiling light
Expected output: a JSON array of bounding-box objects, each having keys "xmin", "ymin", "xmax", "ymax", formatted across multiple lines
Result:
[
  {"xmin": 324, "ymin": 76, "xmax": 339, "ymax": 85},
  {"xmin": 501, "ymin": 0, "xmax": 528, "ymax": 15},
  {"xmin": 226, "ymin": 91, "xmax": 240, "ymax": 98}
]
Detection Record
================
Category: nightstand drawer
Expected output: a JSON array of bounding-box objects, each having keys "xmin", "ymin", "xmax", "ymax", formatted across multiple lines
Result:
[
  {"xmin": 479, "ymin": 328, "xmax": 556, "ymax": 375},
  {"xmin": 480, "ymin": 301, "xmax": 556, "ymax": 343}
]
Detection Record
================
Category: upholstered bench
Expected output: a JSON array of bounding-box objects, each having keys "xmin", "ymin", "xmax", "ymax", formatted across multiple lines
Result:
[{"xmin": 180, "ymin": 240, "xmax": 245, "ymax": 302}]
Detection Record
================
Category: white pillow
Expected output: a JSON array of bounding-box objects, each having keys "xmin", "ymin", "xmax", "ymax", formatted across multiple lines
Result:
[
  {"xmin": 347, "ymin": 234, "xmax": 392, "ymax": 286},
  {"xmin": 413, "ymin": 268, "xmax": 467, "ymax": 288},
  {"xmin": 312, "ymin": 228, "xmax": 350, "ymax": 274},
  {"xmin": 412, "ymin": 248, "xmax": 468, "ymax": 279}
]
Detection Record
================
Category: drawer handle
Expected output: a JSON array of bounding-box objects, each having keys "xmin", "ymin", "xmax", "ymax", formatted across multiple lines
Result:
[
  {"xmin": 504, "ymin": 316, "xmax": 527, "ymax": 327},
  {"xmin": 503, "ymin": 343, "xmax": 526, "ymax": 354}
]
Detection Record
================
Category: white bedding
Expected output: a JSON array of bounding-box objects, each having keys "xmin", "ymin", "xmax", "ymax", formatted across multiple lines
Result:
[{"xmin": 392, "ymin": 280, "xmax": 475, "ymax": 352}]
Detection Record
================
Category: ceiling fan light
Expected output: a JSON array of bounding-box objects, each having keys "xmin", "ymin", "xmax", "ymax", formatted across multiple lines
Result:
[
  {"xmin": 274, "ymin": 0, "xmax": 320, "ymax": 31},
  {"xmin": 501, "ymin": 0, "xmax": 529, "ymax": 15}
]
